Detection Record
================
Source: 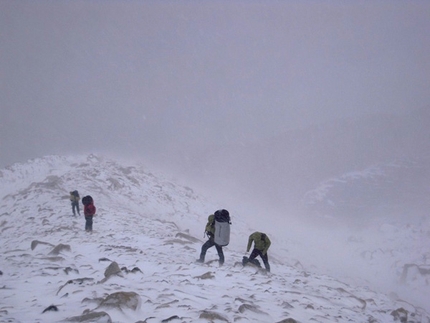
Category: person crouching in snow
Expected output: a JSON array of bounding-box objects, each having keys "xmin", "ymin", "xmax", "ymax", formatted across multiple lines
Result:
[
  {"xmin": 82, "ymin": 195, "xmax": 96, "ymax": 232},
  {"xmin": 243, "ymin": 231, "xmax": 271, "ymax": 272}
]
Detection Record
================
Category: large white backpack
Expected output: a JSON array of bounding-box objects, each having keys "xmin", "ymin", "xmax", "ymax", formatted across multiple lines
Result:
[{"xmin": 213, "ymin": 209, "xmax": 231, "ymax": 246}]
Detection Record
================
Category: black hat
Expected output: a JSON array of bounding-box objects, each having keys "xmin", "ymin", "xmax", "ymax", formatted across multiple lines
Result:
[{"xmin": 215, "ymin": 209, "xmax": 229, "ymax": 217}]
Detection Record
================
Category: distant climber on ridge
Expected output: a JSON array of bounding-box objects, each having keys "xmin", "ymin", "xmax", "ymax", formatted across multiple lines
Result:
[
  {"xmin": 82, "ymin": 195, "xmax": 96, "ymax": 232},
  {"xmin": 69, "ymin": 190, "xmax": 80, "ymax": 216}
]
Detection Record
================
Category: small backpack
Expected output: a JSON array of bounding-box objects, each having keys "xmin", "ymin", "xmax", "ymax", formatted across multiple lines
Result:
[
  {"xmin": 70, "ymin": 191, "xmax": 80, "ymax": 202},
  {"xmin": 82, "ymin": 195, "xmax": 93, "ymax": 206},
  {"xmin": 213, "ymin": 209, "xmax": 231, "ymax": 247}
]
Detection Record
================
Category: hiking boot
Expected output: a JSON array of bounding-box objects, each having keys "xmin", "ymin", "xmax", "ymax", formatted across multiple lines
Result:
[{"xmin": 196, "ymin": 259, "xmax": 204, "ymax": 263}]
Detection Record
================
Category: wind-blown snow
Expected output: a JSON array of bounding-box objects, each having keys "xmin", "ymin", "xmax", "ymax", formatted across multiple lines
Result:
[{"xmin": 0, "ymin": 155, "xmax": 428, "ymax": 323}]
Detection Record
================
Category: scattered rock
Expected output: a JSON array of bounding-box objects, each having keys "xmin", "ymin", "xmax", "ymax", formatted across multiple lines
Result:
[
  {"xmin": 391, "ymin": 307, "xmax": 408, "ymax": 323},
  {"xmin": 42, "ymin": 256, "xmax": 65, "ymax": 262},
  {"xmin": 101, "ymin": 261, "xmax": 122, "ymax": 282},
  {"xmin": 156, "ymin": 300, "xmax": 179, "ymax": 309},
  {"xmin": 276, "ymin": 319, "xmax": 299, "ymax": 323},
  {"xmin": 199, "ymin": 310, "xmax": 228, "ymax": 322},
  {"xmin": 131, "ymin": 267, "xmax": 142, "ymax": 273},
  {"xmin": 238, "ymin": 303, "xmax": 268, "ymax": 315},
  {"xmin": 65, "ymin": 310, "xmax": 112, "ymax": 322},
  {"xmin": 42, "ymin": 305, "xmax": 58, "ymax": 313},
  {"xmin": 96, "ymin": 291, "xmax": 141, "ymax": 312},
  {"xmin": 82, "ymin": 296, "xmax": 104, "ymax": 306},
  {"xmin": 56, "ymin": 277, "xmax": 95, "ymax": 295},
  {"xmin": 121, "ymin": 266, "xmax": 142, "ymax": 274},
  {"xmin": 64, "ymin": 267, "xmax": 79, "ymax": 275},
  {"xmin": 161, "ymin": 315, "xmax": 180, "ymax": 322},
  {"xmin": 49, "ymin": 243, "xmax": 71, "ymax": 255},
  {"xmin": 281, "ymin": 301, "xmax": 294, "ymax": 309},
  {"xmin": 194, "ymin": 271, "xmax": 214, "ymax": 280},
  {"xmin": 136, "ymin": 318, "xmax": 155, "ymax": 323},
  {"xmin": 31, "ymin": 240, "xmax": 54, "ymax": 250},
  {"xmin": 98, "ymin": 257, "xmax": 112, "ymax": 262}
]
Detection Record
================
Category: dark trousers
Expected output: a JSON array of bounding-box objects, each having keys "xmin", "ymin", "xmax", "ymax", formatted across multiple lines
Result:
[
  {"xmin": 248, "ymin": 248, "xmax": 270, "ymax": 272},
  {"xmin": 199, "ymin": 236, "xmax": 224, "ymax": 264},
  {"xmin": 71, "ymin": 201, "xmax": 80, "ymax": 215},
  {"xmin": 85, "ymin": 216, "xmax": 93, "ymax": 231}
]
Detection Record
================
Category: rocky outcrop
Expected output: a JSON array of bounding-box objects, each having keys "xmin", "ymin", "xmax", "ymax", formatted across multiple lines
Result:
[
  {"xmin": 96, "ymin": 291, "xmax": 141, "ymax": 312},
  {"xmin": 64, "ymin": 310, "xmax": 112, "ymax": 323}
]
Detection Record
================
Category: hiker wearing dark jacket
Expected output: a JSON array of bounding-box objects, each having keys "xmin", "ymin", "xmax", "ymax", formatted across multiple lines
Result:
[
  {"xmin": 243, "ymin": 231, "xmax": 271, "ymax": 272},
  {"xmin": 69, "ymin": 190, "xmax": 80, "ymax": 216},
  {"xmin": 196, "ymin": 210, "xmax": 229, "ymax": 265},
  {"xmin": 83, "ymin": 197, "xmax": 96, "ymax": 232}
]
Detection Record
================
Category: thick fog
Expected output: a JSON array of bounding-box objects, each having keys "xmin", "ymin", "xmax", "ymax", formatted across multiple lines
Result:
[
  {"xmin": 1, "ymin": 1, "xmax": 430, "ymax": 306},
  {"xmin": 1, "ymin": 1, "xmax": 429, "ymax": 166}
]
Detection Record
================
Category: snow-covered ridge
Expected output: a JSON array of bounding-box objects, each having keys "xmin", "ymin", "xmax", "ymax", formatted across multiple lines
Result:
[
  {"xmin": 301, "ymin": 158, "xmax": 430, "ymax": 221},
  {"xmin": 0, "ymin": 154, "xmax": 429, "ymax": 322}
]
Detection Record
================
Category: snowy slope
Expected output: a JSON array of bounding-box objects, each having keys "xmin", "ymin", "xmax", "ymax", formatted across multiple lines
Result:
[
  {"xmin": 0, "ymin": 155, "xmax": 429, "ymax": 323},
  {"xmin": 297, "ymin": 159, "xmax": 430, "ymax": 312},
  {"xmin": 301, "ymin": 158, "xmax": 430, "ymax": 221}
]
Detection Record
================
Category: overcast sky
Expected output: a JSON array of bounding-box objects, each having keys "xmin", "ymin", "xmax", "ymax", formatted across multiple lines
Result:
[{"xmin": 1, "ymin": 0, "xmax": 429, "ymax": 168}]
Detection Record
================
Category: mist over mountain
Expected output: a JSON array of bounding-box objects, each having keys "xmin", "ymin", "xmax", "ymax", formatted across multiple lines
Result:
[
  {"xmin": 1, "ymin": 154, "xmax": 429, "ymax": 322},
  {"xmin": 2, "ymin": 3, "xmax": 429, "ymax": 319},
  {"xmin": 167, "ymin": 108, "xmax": 430, "ymax": 225}
]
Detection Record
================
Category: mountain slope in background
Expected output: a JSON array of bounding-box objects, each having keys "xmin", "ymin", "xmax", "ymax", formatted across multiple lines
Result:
[
  {"xmin": 301, "ymin": 157, "xmax": 430, "ymax": 222},
  {"xmin": 168, "ymin": 108, "xmax": 430, "ymax": 221},
  {"xmin": 0, "ymin": 155, "xmax": 429, "ymax": 322}
]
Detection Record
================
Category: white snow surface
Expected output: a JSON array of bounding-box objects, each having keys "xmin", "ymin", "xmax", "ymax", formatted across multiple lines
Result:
[{"xmin": 0, "ymin": 154, "xmax": 429, "ymax": 323}]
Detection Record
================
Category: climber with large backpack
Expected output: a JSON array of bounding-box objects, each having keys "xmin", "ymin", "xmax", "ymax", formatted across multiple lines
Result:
[
  {"xmin": 196, "ymin": 209, "xmax": 231, "ymax": 266},
  {"xmin": 82, "ymin": 195, "xmax": 96, "ymax": 232}
]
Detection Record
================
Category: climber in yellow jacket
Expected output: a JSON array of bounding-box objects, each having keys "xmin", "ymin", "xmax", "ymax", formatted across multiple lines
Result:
[{"xmin": 243, "ymin": 231, "xmax": 271, "ymax": 272}]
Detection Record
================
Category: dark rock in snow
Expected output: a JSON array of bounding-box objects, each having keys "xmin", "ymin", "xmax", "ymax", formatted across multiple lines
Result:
[
  {"xmin": 121, "ymin": 266, "xmax": 143, "ymax": 274},
  {"xmin": 238, "ymin": 303, "xmax": 268, "ymax": 315},
  {"xmin": 49, "ymin": 243, "xmax": 71, "ymax": 255},
  {"xmin": 194, "ymin": 271, "xmax": 214, "ymax": 280},
  {"xmin": 56, "ymin": 277, "xmax": 95, "ymax": 296},
  {"xmin": 161, "ymin": 315, "xmax": 180, "ymax": 322},
  {"xmin": 98, "ymin": 257, "xmax": 112, "ymax": 262},
  {"xmin": 96, "ymin": 291, "xmax": 141, "ymax": 311},
  {"xmin": 65, "ymin": 310, "xmax": 112, "ymax": 322},
  {"xmin": 64, "ymin": 266, "xmax": 79, "ymax": 275},
  {"xmin": 31, "ymin": 240, "xmax": 54, "ymax": 250},
  {"xmin": 42, "ymin": 305, "xmax": 58, "ymax": 313},
  {"xmin": 199, "ymin": 310, "xmax": 228, "ymax": 322},
  {"xmin": 100, "ymin": 261, "xmax": 122, "ymax": 283},
  {"xmin": 391, "ymin": 307, "xmax": 408, "ymax": 323},
  {"xmin": 276, "ymin": 319, "xmax": 299, "ymax": 323}
]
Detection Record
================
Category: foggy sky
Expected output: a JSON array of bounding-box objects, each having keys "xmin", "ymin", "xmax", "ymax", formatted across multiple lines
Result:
[{"xmin": 1, "ymin": 0, "xmax": 430, "ymax": 168}]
